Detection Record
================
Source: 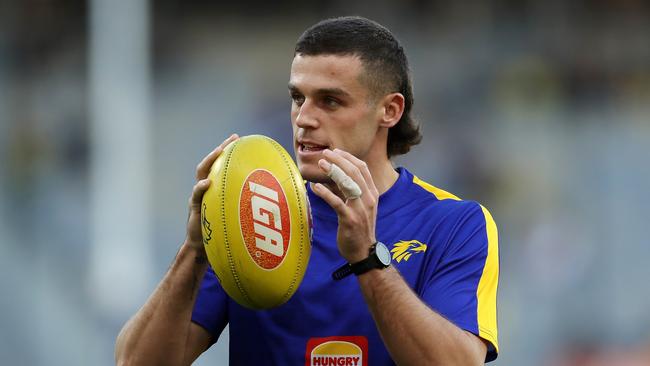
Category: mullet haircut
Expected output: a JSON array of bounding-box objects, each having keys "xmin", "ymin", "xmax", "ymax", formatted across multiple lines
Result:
[{"xmin": 294, "ymin": 16, "xmax": 422, "ymax": 157}]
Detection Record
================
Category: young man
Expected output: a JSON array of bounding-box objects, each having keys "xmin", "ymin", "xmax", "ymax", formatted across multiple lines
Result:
[{"xmin": 115, "ymin": 16, "xmax": 499, "ymax": 365}]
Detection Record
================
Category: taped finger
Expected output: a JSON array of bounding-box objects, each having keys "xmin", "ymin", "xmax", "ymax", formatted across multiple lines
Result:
[{"xmin": 328, "ymin": 163, "xmax": 362, "ymax": 199}]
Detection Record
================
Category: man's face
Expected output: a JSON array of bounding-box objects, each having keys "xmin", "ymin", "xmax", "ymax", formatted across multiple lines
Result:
[{"xmin": 289, "ymin": 54, "xmax": 382, "ymax": 183}]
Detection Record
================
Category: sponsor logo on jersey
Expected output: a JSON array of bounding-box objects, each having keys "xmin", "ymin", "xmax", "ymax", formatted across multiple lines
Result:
[
  {"xmin": 390, "ymin": 240, "xmax": 427, "ymax": 262},
  {"xmin": 240, "ymin": 169, "xmax": 291, "ymax": 270},
  {"xmin": 305, "ymin": 336, "xmax": 368, "ymax": 366}
]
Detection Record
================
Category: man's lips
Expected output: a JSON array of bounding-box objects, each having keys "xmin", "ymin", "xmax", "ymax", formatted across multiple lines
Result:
[{"xmin": 298, "ymin": 142, "xmax": 329, "ymax": 154}]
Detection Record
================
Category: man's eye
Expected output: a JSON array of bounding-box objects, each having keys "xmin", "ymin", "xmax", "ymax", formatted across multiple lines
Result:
[
  {"xmin": 324, "ymin": 97, "xmax": 340, "ymax": 108},
  {"xmin": 291, "ymin": 94, "xmax": 305, "ymax": 106}
]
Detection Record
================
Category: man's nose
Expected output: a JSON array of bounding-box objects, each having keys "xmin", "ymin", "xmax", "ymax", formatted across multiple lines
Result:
[{"xmin": 294, "ymin": 100, "xmax": 319, "ymax": 128}]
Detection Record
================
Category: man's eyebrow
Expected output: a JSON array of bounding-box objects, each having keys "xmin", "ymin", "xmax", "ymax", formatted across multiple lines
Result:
[
  {"xmin": 315, "ymin": 87, "xmax": 350, "ymax": 98},
  {"xmin": 287, "ymin": 84, "xmax": 350, "ymax": 98}
]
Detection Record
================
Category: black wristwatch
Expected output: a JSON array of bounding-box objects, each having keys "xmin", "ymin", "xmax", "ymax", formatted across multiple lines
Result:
[{"xmin": 332, "ymin": 242, "xmax": 392, "ymax": 280}]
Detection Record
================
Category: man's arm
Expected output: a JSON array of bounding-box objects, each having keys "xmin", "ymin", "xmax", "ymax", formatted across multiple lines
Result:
[
  {"xmin": 312, "ymin": 148, "xmax": 488, "ymax": 365},
  {"xmin": 114, "ymin": 134, "xmax": 238, "ymax": 366},
  {"xmin": 114, "ymin": 245, "xmax": 213, "ymax": 366},
  {"xmin": 358, "ymin": 266, "xmax": 487, "ymax": 365}
]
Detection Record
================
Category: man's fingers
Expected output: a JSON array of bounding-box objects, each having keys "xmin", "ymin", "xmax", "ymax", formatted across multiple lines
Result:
[
  {"xmin": 322, "ymin": 149, "xmax": 369, "ymax": 196},
  {"xmin": 190, "ymin": 178, "xmax": 211, "ymax": 207},
  {"xmin": 335, "ymin": 149, "xmax": 379, "ymax": 197},
  {"xmin": 196, "ymin": 134, "xmax": 239, "ymax": 180},
  {"xmin": 324, "ymin": 162, "xmax": 362, "ymax": 200},
  {"xmin": 311, "ymin": 183, "xmax": 349, "ymax": 216}
]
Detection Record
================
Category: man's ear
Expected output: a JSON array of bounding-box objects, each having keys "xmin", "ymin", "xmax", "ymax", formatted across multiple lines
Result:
[{"xmin": 378, "ymin": 92, "xmax": 405, "ymax": 128}]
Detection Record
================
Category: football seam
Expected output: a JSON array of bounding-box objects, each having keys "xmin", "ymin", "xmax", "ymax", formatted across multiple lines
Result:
[
  {"xmin": 221, "ymin": 140, "xmax": 257, "ymax": 308},
  {"xmin": 268, "ymin": 137, "xmax": 305, "ymax": 306}
]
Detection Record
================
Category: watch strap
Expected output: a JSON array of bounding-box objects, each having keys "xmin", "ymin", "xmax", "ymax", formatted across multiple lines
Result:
[
  {"xmin": 332, "ymin": 263, "xmax": 353, "ymax": 280},
  {"xmin": 332, "ymin": 242, "xmax": 386, "ymax": 281},
  {"xmin": 350, "ymin": 255, "xmax": 380, "ymax": 276}
]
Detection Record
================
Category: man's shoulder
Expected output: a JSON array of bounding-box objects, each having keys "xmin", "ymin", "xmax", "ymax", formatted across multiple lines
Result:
[
  {"xmin": 409, "ymin": 174, "xmax": 462, "ymax": 201},
  {"xmin": 400, "ymin": 170, "xmax": 489, "ymax": 220},
  {"xmin": 404, "ymin": 170, "xmax": 473, "ymax": 204}
]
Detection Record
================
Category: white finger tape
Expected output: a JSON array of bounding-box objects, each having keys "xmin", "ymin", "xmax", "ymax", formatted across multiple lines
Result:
[{"xmin": 327, "ymin": 163, "xmax": 362, "ymax": 199}]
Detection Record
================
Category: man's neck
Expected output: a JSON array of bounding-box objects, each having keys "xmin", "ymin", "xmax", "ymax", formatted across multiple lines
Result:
[{"xmin": 368, "ymin": 159, "xmax": 399, "ymax": 196}]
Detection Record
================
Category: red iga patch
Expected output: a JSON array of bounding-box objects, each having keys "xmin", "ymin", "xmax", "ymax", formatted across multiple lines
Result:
[
  {"xmin": 305, "ymin": 336, "xmax": 368, "ymax": 366},
  {"xmin": 239, "ymin": 169, "xmax": 290, "ymax": 270}
]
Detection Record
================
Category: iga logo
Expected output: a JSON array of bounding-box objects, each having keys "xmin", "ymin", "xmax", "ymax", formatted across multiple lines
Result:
[{"xmin": 239, "ymin": 169, "xmax": 291, "ymax": 270}]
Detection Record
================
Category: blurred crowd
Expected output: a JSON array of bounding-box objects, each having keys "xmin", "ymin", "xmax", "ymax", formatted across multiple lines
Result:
[{"xmin": 1, "ymin": 1, "xmax": 649, "ymax": 365}]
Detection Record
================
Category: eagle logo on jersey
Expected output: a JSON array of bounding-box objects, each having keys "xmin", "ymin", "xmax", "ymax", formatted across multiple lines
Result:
[{"xmin": 390, "ymin": 240, "xmax": 427, "ymax": 262}]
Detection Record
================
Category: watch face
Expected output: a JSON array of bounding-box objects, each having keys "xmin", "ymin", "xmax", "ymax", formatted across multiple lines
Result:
[{"xmin": 376, "ymin": 242, "xmax": 392, "ymax": 266}]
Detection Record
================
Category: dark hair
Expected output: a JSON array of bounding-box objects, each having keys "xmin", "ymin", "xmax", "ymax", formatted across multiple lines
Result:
[{"xmin": 294, "ymin": 16, "xmax": 421, "ymax": 157}]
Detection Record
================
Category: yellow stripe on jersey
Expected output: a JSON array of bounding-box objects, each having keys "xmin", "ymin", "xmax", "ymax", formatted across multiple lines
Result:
[
  {"xmin": 477, "ymin": 205, "xmax": 499, "ymax": 354},
  {"xmin": 413, "ymin": 175, "xmax": 499, "ymax": 354},
  {"xmin": 412, "ymin": 176, "xmax": 461, "ymax": 201}
]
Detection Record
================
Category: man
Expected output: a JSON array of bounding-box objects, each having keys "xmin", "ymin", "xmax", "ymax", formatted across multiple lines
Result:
[{"xmin": 115, "ymin": 16, "xmax": 499, "ymax": 365}]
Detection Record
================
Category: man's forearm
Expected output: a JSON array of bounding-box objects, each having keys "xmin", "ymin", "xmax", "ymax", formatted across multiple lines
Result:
[
  {"xmin": 114, "ymin": 243, "xmax": 209, "ymax": 366},
  {"xmin": 358, "ymin": 267, "xmax": 486, "ymax": 366}
]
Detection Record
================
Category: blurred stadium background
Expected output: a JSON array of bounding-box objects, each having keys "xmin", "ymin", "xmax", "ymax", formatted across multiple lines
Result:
[{"xmin": 1, "ymin": 1, "xmax": 649, "ymax": 365}]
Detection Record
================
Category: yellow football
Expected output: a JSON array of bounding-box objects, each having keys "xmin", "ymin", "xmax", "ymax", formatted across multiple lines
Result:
[{"xmin": 201, "ymin": 135, "xmax": 312, "ymax": 310}]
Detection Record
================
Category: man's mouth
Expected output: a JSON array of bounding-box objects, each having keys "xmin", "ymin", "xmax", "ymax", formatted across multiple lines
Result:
[{"xmin": 299, "ymin": 143, "xmax": 328, "ymax": 153}]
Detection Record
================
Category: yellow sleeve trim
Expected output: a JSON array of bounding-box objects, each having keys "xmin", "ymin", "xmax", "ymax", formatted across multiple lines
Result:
[
  {"xmin": 413, "ymin": 175, "xmax": 499, "ymax": 353},
  {"xmin": 412, "ymin": 176, "xmax": 461, "ymax": 201},
  {"xmin": 477, "ymin": 205, "xmax": 499, "ymax": 354}
]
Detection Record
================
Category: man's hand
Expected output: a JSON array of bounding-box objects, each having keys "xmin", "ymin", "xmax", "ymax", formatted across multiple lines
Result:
[
  {"xmin": 311, "ymin": 148, "xmax": 378, "ymax": 263},
  {"xmin": 185, "ymin": 134, "xmax": 239, "ymax": 250}
]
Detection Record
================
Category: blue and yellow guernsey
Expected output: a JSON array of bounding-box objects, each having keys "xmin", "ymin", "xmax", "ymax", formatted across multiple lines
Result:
[{"xmin": 192, "ymin": 167, "xmax": 499, "ymax": 364}]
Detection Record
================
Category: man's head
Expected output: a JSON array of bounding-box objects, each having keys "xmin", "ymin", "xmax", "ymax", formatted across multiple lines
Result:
[{"xmin": 290, "ymin": 16, "xmax": 421, "ymax": 182}]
